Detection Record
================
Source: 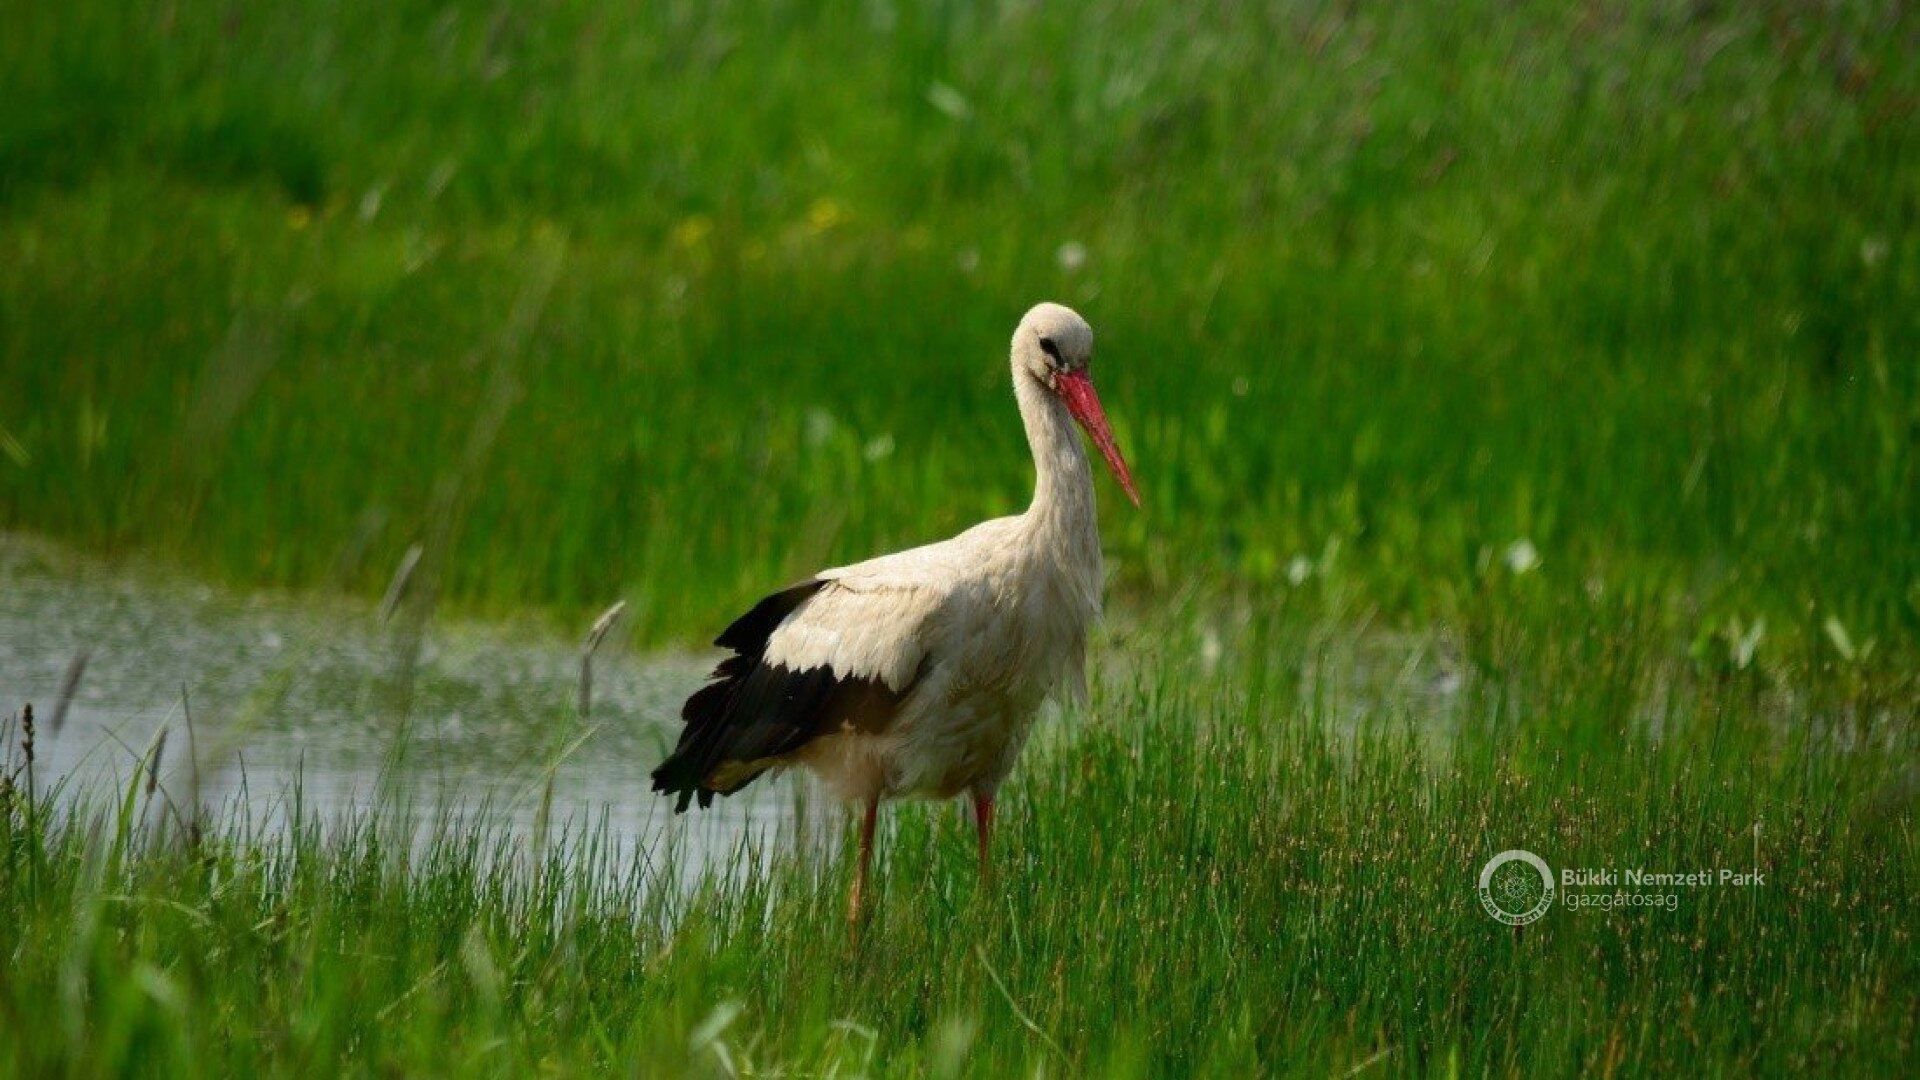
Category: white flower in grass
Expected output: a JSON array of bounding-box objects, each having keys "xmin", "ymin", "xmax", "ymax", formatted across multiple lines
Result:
[
  {"xmin": 1055, "ymin": 241, "xmax": 1088, "ymax": 273},
  {"xmin": 1503, "ymin": 539, "xmax": 1541, "ymax": 575},
  {"xmin": 1730, "ymin": 617, "xmax": 1765, "ymax": 670},
  {"xmin": 1823, "ymin": 616, "xmax": 1857, "ymax": 662},
  {"xmin": 927, "ymin": 82, "xmax": 972, "ymax": 120},
  {"xmin": 1199, "ymin": 626, "xmax": 1223, "ymax": 673},
  {"xmin": 804, "ymin": 407, "xmax": 838, "ymax": 447}
]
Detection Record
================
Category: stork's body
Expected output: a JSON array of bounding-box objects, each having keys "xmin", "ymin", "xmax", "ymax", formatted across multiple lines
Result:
[{"xmin": 652, "ymin": 303, "xmax": 1138, "ymax": 919}]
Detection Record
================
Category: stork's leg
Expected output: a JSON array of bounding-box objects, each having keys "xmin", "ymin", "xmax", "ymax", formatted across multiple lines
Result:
[
  {"xmin": 848, "ymin": 794, "xmax": 879, "ymax": 925},
  {"xmin": 971, "ymin": 789, "xmax": 995, "ymax": 885}
]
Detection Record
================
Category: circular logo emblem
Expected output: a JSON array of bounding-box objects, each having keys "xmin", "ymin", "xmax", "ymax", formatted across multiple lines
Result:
[{"xmin": 1479, "ymin": 849, "xmax": 1555, "ymax": 925}]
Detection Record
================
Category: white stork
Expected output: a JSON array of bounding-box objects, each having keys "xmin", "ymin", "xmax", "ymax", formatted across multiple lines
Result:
[{"xmin": 652, "ymin": 302, "xmax": 1139, "ymax": 920}]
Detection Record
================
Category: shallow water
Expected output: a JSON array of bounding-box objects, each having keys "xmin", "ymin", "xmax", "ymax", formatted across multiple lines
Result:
[
  {"xmin": 0, "ymin": 534, "xmax": 1485, "ymax": 884},
  {"xmin": 0, "ymin": 537, "xmax": 818, "ymax": 874}
]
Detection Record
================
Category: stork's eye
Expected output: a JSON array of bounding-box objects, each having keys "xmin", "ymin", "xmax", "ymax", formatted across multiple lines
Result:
[{"xmin": 1038, "ymin": 337, "xmax": 1062, "ymax": 364}]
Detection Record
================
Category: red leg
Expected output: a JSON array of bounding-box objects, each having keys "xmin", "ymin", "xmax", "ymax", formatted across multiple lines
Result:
[
  {"xmin": 971, "ymin": 789, "xmax": 995, "ymax": 885},
  {"xmin": 848, "ymin": 795, "xmax": 879, "ymax": 925}
]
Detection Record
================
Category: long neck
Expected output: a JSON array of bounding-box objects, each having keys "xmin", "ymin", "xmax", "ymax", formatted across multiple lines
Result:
[{"xmin": 1015, "ymin": 371, "xmax": 1097, "ymax": 549}]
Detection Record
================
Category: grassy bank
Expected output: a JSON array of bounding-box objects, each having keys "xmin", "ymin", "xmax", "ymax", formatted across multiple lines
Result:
[
  {"xmin": 3, "ymin": 621, "xmax": 1915, "ymax": 1077},
  {"xmin": 1, "ymin": 1, "xmax": 1915, "ymax": 660}
]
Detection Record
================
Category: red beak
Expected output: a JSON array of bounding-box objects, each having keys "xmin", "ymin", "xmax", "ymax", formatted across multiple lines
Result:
[{"xmin": 1055, "ymin": 370, "xmax": 1141, "ymax": 507}]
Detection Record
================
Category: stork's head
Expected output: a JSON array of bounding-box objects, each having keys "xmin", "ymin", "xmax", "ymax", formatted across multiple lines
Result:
[{"xmin": 1013, "ymin": 302, "xmax": 1140, "ymax": 507}]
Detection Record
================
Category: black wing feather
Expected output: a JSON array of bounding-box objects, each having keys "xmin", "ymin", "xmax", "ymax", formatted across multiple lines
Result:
[{"xmin": 651, "ymin": 579, "xmax": 916, "ymax": 812}]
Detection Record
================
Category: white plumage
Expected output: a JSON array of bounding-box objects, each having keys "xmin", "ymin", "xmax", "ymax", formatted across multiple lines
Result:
[{"xmin": 652, "ymin": 302, "xmax": 1139, "ymax": 919}]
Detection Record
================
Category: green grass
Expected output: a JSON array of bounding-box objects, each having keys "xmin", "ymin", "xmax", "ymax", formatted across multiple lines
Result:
[
  {"xmin": 2, "ymin": 623, "xmax": 1915, "ymax": 1077},
  {"xmin": 1, "ymin": 0, "xmax": 1914, "ymax": 662}
]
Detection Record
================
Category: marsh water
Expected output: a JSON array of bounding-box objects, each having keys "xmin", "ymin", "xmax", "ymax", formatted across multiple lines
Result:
[
  {"xmin": 0, "ymin": 538, "xmax": 825, "ymax": 874},
  {"xmin": 1, "ymin": 536, "xmax": 1476, "ymax": 878}
]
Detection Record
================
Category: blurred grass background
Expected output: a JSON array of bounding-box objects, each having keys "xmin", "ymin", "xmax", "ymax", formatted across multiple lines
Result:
[{"xmin": 0, "ymin": 0, "xmax": 1914, "ymax": 666}]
